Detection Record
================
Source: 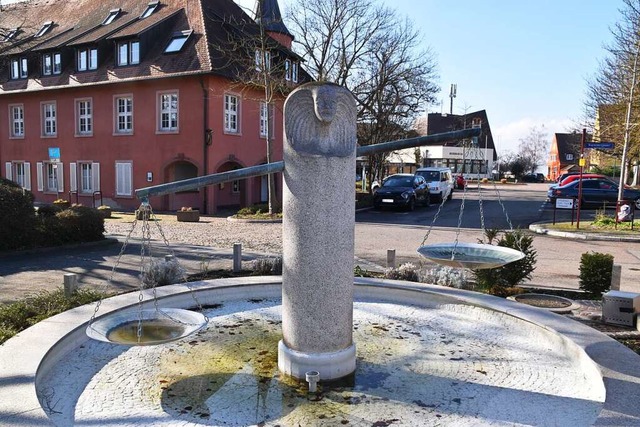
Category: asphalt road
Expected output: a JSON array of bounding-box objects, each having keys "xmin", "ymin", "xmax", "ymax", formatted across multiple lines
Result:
[
  {"xmin": 1, "ymin": 182, "xmax": 639, "ymax": 305},
  {"xmin": 354, "ymin": 182, "xmax": 640, "ymax": 292}
]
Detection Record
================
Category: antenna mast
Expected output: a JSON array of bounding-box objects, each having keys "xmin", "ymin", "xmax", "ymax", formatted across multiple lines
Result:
[{"xmin": 449, "ymin": 83, "xmax": 457, "ymax": 115}]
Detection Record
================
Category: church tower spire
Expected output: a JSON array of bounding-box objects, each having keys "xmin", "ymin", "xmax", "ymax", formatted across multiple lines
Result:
[{"xmin": 254, "ymin": 0, "xmax": 293, "ymax": 48}]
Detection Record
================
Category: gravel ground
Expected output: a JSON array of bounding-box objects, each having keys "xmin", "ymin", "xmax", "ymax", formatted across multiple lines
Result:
[{"xmin": 104, "ymin": 214, "xmax": 284, "ymax": 254}]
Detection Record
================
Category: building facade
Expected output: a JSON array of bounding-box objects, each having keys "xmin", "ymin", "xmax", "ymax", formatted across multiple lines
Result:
[{"xmin": 0, "ymin": 0, "xmax": 304, "ymax": 213}]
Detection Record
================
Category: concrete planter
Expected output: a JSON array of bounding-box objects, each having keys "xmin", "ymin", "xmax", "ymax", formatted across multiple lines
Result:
[{"xmin": 177, "ymin": 210, "xmax": 200, "ymax": 222}]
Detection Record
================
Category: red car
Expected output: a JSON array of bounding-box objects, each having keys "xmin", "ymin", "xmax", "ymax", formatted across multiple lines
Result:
[{"xmin": 455, "ymin": 175, "xmax": 466, "ymax": 189}]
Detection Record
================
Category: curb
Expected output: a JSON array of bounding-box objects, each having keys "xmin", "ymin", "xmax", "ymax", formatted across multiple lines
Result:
[{"xmin": 529, "ymin": 222, "xmax": 640, "ymax": 242}]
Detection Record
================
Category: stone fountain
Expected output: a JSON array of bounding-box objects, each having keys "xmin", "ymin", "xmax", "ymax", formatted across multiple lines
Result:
[{"xmin": 1, "ymin": 83, "xmax": 640, "ymax": 426}]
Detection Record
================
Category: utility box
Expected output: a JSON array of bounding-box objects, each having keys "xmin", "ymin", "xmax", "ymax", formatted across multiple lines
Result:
[{"xmin": 602, "ymin": 291, "xmax": 640, "ymax": 327}]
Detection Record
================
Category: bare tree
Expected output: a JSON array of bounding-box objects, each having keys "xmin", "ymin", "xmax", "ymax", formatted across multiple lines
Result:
[
  {"xmin": 517, "ymin": 125, "xmax": 549, "ymax": 173},
  {"xmin": 585, "ymin": 0, "xmax": 640, "ymax": 185},
  {"xmin": 204, "ymin": 4, "xmax": 297, "ymax": 214},
  {"xmin": 287, "ymin": 0, "xmax": 439, "ymax": 186}
]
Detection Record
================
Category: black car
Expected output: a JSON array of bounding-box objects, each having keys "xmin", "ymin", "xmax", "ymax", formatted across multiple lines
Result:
[
  {"xmin": 373, "ymin": 174, "xmax": 430, "ymax": 211},
  {"xmin": 547, "ymin": 178, "xmax": 640, "ymax": 209},
  {"xmin": 522, "ymin": 173, "xmax": 545, "ymax": 183}
]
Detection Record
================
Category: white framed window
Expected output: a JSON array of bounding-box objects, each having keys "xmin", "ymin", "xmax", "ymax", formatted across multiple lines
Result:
[
  {"xmin": 566, "ymin": 154, "xmax": 574, "ymax": 161},
  {"xmin": 36, "ymin": 161, "xmax": 63, "ymax": 193},
  {"xmin": 115, "ymin": 161, "xmax": 133, "ymax": 196},
  {"xmin": 117, "ymin": 41, "xmax": 140, "ymax": 66},
  {"xmin": 5, "ymin": 161, "xmax": 31, "ymax": 190},
  {"xmin": 114, "ymin": 95, "xmax": 133, "ymax": 134},
  {"xmin": 43, "ymin": 53, "xmax": 62, "ymax": 76},
  {"xmin": 41, "ymin": 102, "xmax": 57, "ymax": 137},
  {"xmin": 76, "ymin": 98, "xmax": 93, "ymax": 136},
  {"xmin": 254, "ymin": 49, "xmax": 271, "ymax": 72},
  {"xmin": 285, "ymin": 59, "xmax": 291, "ymax": 81},
  {"xmin": 158, "ymin": 91, "xmax": 178, "ymax": 132},
  {"xmin": 2, "ymin": 28, "xmax": 18, "ymax": 42},
  {"xmin": 224, "ymin": 94, "xmax": 239, "ymax": 133},
  {"xmin": 10, "ymin": 57, "xmax": 28, "ymax": 79},
  {"xmin": 77, "ymin": 48, "xmax": 98, "ymax": 71},
  {"xmin": 292, "ymin": 62, "xmax": 299, "ymax": 83},
  {"xmin": 9, "ymin": 104, "xmax": 24, "ymax": 138},
  {"xmin": 259, "ymin": 102, "xmax": 273, "ymax": 138},
  {"xmin": 232, "ymin": 180, "xmax": 240, "ymax": 193},
  {"xmin": 73, "ymin": 161, "xmax": 100, "ymax": 194}
]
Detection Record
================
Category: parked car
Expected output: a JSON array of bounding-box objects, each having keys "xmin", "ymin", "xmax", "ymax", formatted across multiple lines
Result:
[
  {"xmin": 373, "ymin": 174, "xmax": 430, "ymax": 211},
  {"xmin": 522, "ymin": 173, "xmax": 545, "ymax": 183},
  {"xmin": 557, "ymin": 173, "xmax": 607, "ymax": 187},
  {"xmin": 415, "ymin": 167, "xmax": 454, "ymax": 202},
  {"xmin": 547, "ymin": 178, "xmax": 640, "ymax": 209},
  {"xmin": 455, "ymin": 174, "xmax": 466, "ymax": 189},
  {"xmin": 556, "ymin": 171, "xmax": 580, "ymax": 183}
]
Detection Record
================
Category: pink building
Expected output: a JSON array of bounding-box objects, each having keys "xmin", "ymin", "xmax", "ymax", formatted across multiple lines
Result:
[{"xmin": 0, "ymin": 0, "xmax": 304, "ymax": 213}]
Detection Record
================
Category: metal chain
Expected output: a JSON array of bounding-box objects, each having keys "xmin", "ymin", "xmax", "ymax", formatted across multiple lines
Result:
[
  {"xmin": 88, "ymin": 210, "xmax": 140, "ymax": 329},
  {"xmin": 149, "ymin": 207, "xmax": 210, "ymax": 323},
  {"xmin": 137, "ymin": 202, "xmax": 152, "ymax": 340},
  {"xmin": 420, "ymin": 191, "xmax": 449, "ymax": 247}
]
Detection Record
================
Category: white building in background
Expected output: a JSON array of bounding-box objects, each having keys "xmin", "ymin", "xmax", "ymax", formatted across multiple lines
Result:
[{"xmin": 384, "ymin": 110, "xmax": 498, "ymax": 180}]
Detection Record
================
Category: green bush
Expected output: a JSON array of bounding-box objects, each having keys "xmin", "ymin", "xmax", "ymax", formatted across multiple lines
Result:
[
  {"xmin": 384, "ymin": 262, "xmax": 420, "ymax": 282},
  {"xmin": 474, "ymin": 228, "xmax": 537, "ymax": 291},
  {"xmin": 0, "ymin": 178, "xmax": 36, "ymax": 251},
  {"xmin": 0, "ymin": 288, "xmax": 107, "ymax": 344},
  {"xmin": 252, "ymin": 257, "xmax": 283, "ymax": 275},
  {"xmin": 579, "ymin": 252, "xmax": 614, "ymax": 297},
  {"xmin": 55, "ymin": 205, "xmax": 105, "ymax": 243}
]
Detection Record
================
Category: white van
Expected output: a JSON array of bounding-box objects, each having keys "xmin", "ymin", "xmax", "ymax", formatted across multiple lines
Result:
[{"xmin": 415, "ymin": 167, "xmax": 454, "ymax": 202}]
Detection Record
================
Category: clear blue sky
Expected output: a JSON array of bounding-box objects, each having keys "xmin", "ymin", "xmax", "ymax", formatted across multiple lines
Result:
[{"xmin": 235, "ymin": 0, "xmax": 623, "ymax": 156}]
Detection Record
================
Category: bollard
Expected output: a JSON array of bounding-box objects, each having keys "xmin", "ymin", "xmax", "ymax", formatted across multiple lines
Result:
[
  {"xmin": 63, "ymin": 273, "xmax": 78, "ymax": 298},
  {"xmin": 233, "ymin": 243, "xmax": 242, "ymax": 273},
  {"xmin": 387, "ymin": 249, "xmax": 396, "ymax": 269},
  {"xmin": 611, "ymin": 264, "xmax": 622, "ymax": 291}
]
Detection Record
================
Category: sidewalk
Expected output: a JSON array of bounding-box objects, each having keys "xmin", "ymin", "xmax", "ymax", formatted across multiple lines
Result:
[{"xmin": 0, "ymin": 236, "xmax": 275, "ymax": 305}]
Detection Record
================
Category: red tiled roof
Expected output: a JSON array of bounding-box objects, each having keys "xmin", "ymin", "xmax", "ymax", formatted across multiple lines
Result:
[{"xmin": 0, "ymin": 0, "xmax": 306, "ymax": 93}]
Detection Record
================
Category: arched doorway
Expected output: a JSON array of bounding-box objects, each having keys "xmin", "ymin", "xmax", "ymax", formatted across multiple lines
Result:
[
  {"xmin": 163, "ymin": 160, "xmax": 200, "ymax": 211},
  {"xmin": 215, "ymin": 160, "xmax": 246, "ymax": 211}
]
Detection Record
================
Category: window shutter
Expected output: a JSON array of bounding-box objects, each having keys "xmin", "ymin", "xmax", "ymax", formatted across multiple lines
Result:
[
  {"xmin": 37, "ymin": 162, "xmax": 44, "ymax": 191},
  {"xmin": 69, "ymin": 162, "xmax": 77, "ymax": 192},
  {"xmin": 5, "ymin": 162, "xmax": 11, "ymax": 180},
  {"xmin": 24, "ymin": 162, "xmax": 31, "ymax": 190},
  {"xmin": 57, "ymin": 163, "xmax": 64, "ymax": 192},
  {"xmin": 93, "ymin": 162, "xmax": 100, "ymax": 191},
  {"xmin": 116, "ymin": 162, "xmax": 133, "ymax": 196}
]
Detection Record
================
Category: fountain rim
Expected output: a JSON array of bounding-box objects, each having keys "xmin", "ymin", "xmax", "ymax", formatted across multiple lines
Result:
[{"xmin": 0, "ymin": 276, "xmax": 638, "ymax": 426}]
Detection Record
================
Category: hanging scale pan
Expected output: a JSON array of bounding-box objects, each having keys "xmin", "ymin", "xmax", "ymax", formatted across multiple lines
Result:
[
  {"xmin": 417, "ymin": 242, "xmax": 525, "ymax": 270},
  {"xmin": 86, "ymin": 308, "xmax": 207, "ymax": 346}
]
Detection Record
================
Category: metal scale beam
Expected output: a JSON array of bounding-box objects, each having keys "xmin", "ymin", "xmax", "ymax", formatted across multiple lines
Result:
[{"xmin": 134, "ymin": 128, "xmax": 482, "ymax": 200}]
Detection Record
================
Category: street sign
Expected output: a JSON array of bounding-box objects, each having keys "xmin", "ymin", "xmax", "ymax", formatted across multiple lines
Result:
[
  {"xmin": 585, "ymin": 142, "xmax": 615, "ymax": 149},
  {"xmin": 556, "ymin": 198, "xmax": 574, "ymax": 209},
  {"xmin": 48, "ymin": 147, "xmax": 60, "ymax": 162}
]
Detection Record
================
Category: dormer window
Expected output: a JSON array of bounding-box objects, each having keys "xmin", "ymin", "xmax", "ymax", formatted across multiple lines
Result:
[
  {"xmin": 164, "ymin": 30, "xmax": 192, "ymax": 53},
  {"xmin": 10, "ymin": 57, "xmax": 28, "ymax": 79},
  {"xmin": 35, "ymin": 21, "xmax": 53, "ymax": 38},
  {"xmin": 140, "ymin": 1, "xmax": 159, "ymax": 19},
  {"xmin": 2, "ymin": 28, "xmax": 18, "ymax": 42},
  {"xmin": 102, "ymin": 9, "xmax": 121, "ymax": 25},
  {"xmin": 254, "ymin": 49, "xmax": 271, "ymax": 72},
  {"xmin": 292, "ymin": 61, "xmax": 299, "ymax": 83},
  {"xmin": 285, "ymin": 59, "xmax": 291, "ymax": 80},
  {"xmin": 117, "ymin": 40, "xmax": 140, "ymax": 66},
  {"xmin": 77, "ymin": 47, "xmax": 98, "ymax": 71},
  {"xmin": 42, "ymin": 52, "xmax": 62, "ymax": 76}
]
